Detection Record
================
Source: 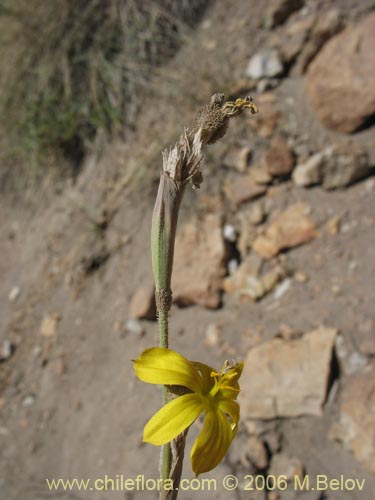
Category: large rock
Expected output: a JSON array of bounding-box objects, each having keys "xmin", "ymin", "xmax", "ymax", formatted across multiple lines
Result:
[
  {"xmin": 253, "ymin": 203, "xmax": 317, "ymax": 259},
  {"xmin": 172, "ymin": 214, "xmax": 227, "ymax": 308},
  {"xmin": 330, "ymin": 363, "xmax": 375, "ymax": 473},
  {"xmin": 292, "ymin": 144, "xmax": 371, "ymax": 189},
  {"xmin": 305, "ymin": 14, "xmax": 375, "ymax": 133},
  {"xmin": 240, "ymin": 327, "xmax": 337, "ymax": 419}
]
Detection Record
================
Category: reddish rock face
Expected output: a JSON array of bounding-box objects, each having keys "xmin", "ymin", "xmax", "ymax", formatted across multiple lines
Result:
[{"xmin": 305, "ymin": 13, "xmax": 375, "ymax": 133}]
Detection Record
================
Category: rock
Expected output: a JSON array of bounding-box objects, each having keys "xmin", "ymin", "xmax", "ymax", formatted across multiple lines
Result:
[
  {"xmin": 249, "ymin": 165, "xmax": 273, "ymax": 185},
  {"xmin": 125, "ymin": 319, "xmax": 144, "ymax": 336},
  {"xmin": 205, "ymin": 323, "xmax": 222, "ymax": 348},
  {"xmin": 296, "ymin": 8, "xmax": 343, "ymax": 73},
  {"xmin": 253, "ymin": 203, "xmax": 317, "ymax": 259},
  {"xmin": 262, "ymin": 136, "xmax": 295, "ymax": 177},
  {"xmin": 324, "ymin": 216, "xmax": 341, "ymax": 236},
  {"xmin": 245, "ymin": 49, "xmax": 284, "ymax": 80},
  {"xmin": 292, "ymin": 152, "xmax": 325, "ymax": 186},
  {"xmin": 223, "ymin": 224, "xmax": 237, "ymax": 242},
  {"xmin": 321, "ymin": 144, "xmax": 371, "ymax": 190},
  {"xmin": 129, "ymin": 284, "xmax": 156, "ymax": 320},
  {"xmin": 330, "ymin": 363, "xmax": 375, "ymax": 473},
  {"xmin": 237, "ymin": 205, "xmax": 267, "ymax": 257},
  {"xmin": 227, "ymin": 258, "xmax": 239, "ymax": 275},
  {"xmin": 293, "ymin": 145, "xmax": 371, "ymax": 189},
  {"xmin": 223, "ymin": 254, "xmax": 263, "ymax": 294},
  {"xmin": 22, "ymin": 395, "xmax": 36, "ymax": 408},
  {"xmin": 246, "ymin": 435, "xmax": 269, "ymax": 470},
  {"xmin": 224, "ymin": 175, "xmax": 267, "ymax": 207},
  {"xmin": 224, "ymin": 260, "xmax": 285, "ymax": 302},
  {"xmin": 249, "ymin": 93, "xmax": 281, "ymax": 138},
  {"xmin": 305, "ymin": 14, "xmax": 375, "ymax": 133},
  {"xmin": 40, "ymin": 313, "xmax": 60, "ymax": 337},
  {"xmin": 269, "ymin": 453, "xmax": 304, "ymax": 482},
  {"xmin": 294, "ymin": 271, "xmax": 309, "ymax": 283},
  {"xmin": 278, "ymin": 14, "xmax": 316, "ymax": 65},
  {"xmin": 240, "ymin": 327, "xmax": 337, "ymax": 418},
  {"xmin": 273, "ymin": 277, "xmax": 292, "ymax": 300},
  {"xmin": 172, "ymin": 214, "xmax": 227, "ymax": 308},
  {"xmin": 223, "ymin": 146, "xmax": 252, "ymax": 173},
  {"xmin": 8, "ymin": 286, "xmax": 21, "ymax": 302},
  {"xmin": 0, "ymin": 340, "xmax": 13, "ymax": 362},
  {"xmin": 264, "ymin": 0, "xmax": 305, "ymax": 29}
]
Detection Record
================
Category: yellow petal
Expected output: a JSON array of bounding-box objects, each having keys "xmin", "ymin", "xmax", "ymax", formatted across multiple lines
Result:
[
  {"xmin": 191, "ymin": 361, "xmax": 216, "ymax": 393},
  {"xmin": 190, "ymin": 409, "xmax": 235, "ymax": 475},
  {"xmin": 134, "ymin": 348, "xmax": 204, "ymax": 393},
  {"xmin": 217, "ymin": 399, "xmax": 240, "ymax": 425},
  {"xmin": 144, "ymin": 393, "xmax": 204, "ymax": 446}
]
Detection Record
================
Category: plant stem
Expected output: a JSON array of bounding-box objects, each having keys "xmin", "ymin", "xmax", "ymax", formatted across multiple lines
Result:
[{"xmin": 158, "ymin": 308, "xmax": 172, "ymax": 499}]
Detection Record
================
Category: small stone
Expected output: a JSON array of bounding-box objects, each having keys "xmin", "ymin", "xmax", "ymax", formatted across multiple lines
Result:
[
  {"xmin": 125, "ymin": 319, "xmax": 144, "ymax": 336},
  {"xmin": 223, "ymin": 146, "xmax": 252, "ymax": 173},
  {"xmin": 22, "ymin": 395, "xmax": 36, "ymax": 408},
  {"xmin": 273, "ymin": 278, "xmax": 292, "ymax": 300},
  {"xmin": 269, "ymin": 453, "xmax": 304, "ymax": 481},
  {"xmin": 262, "ymin": 137, "xmax": 295, "ymax": 177},
  {"xmin": 8, "ymin": 286, "xmax": 21, "ymax": 302},
  {"xmin": 246, "ymin": 435, "xmax": 269, "ymax": 470},
  {"xmin": 345, "ymin": 352, "xmax": 369, "ymax": 375},
  {"xmin": 324, "ymin": 216, "xmax": 341, "ymax": 236},
  {"xmin": 294, "ymin": 271, "xmax": 309, "ymax": 283},
  {"xmin": 247, "ymin": 202, "xmax": 266, "ymax": 225},
  {"xmin": 253, "ymin": 203, "xmax": 317, "ymax": 259},
  {"xmin": 223, "ymin": 254, "xmax": 263, "ymax": 295},
  {"xmin": 245, "ymin": 50, "xmax": 284, "ymax": 80},
  {"xmin": 223, "ymin": 224, "xmax": 237, "ymax": 242},
  {"xmin": 129, "ymin": 284, "xmax": 156, "ymax": 321},
  {"xmin": 321, "ymin": 144, "xmax": 371, "ymax": 190},
  {"xmin": 205, "ymin": 323, "xmax": 222, "ymax": 348},
  {"xmin": 249, "ymin": 165, "xmax": 273, "ymax": 185},
  {"xmin": 330, "ymin": 363, "xmax": 375, "ymax": 473},
  {"xmin": 240, "ymin": 327, "xmax": 337, "ymax": 418},
  {"xmin": 305, "ymin": 14, "xmax": 375, "ymax": 133},
  {"xmin": 224, "ymin": 175, "xmax": 267, "ymax": 207},
  {"xmin": 292, "ymin": 152, "xmax": 325, "ymax": 186},
  {"xmin": 264, "ymin": 0, "xmax": 305, "ymax": 29},
  {"xmin": 227, "ymin": 259, "xmax": 239, "ymax": 275},
  {"xmin": 40, "ymin": 313, "xmax": 60, "ymax": 337},
  {"xmin": 0, "ymin": 340, "xmax": 13, "ymax": 362}
]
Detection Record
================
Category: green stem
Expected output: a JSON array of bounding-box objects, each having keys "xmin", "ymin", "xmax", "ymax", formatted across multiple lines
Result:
[{"xmin": 158, "ymin": 308, "xmax": 172, "ymax": 499}]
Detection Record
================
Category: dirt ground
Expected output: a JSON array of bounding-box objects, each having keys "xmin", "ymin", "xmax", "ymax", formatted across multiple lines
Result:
[{"xmin": 1, "ymin": 1, "xmax": 374, "ymax": 499}]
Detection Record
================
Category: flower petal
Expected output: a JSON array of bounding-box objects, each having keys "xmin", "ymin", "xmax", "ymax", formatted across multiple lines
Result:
[
  {"xmin": 191, "ymin": 361, "xmax": 216, "ymax": 393},
  {"xmin": 217, "ymin": 399, "xmax": 240, "ymax": 425},
  {"xmin": 190, "ymin": 409, "xmax": 235, "ymax": 475},
  {"xmin": 144, "ymin": 393, "xmax": 204, "ymax": 446},
  {"xmin": 134, "ymin": 348, "xmax": 204, "ymax": 393}
]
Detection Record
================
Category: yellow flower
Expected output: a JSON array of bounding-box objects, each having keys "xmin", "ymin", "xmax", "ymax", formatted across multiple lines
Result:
[{"xmin": 133, "ymin": 347, "xmax": 243, "ymax": 475}]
